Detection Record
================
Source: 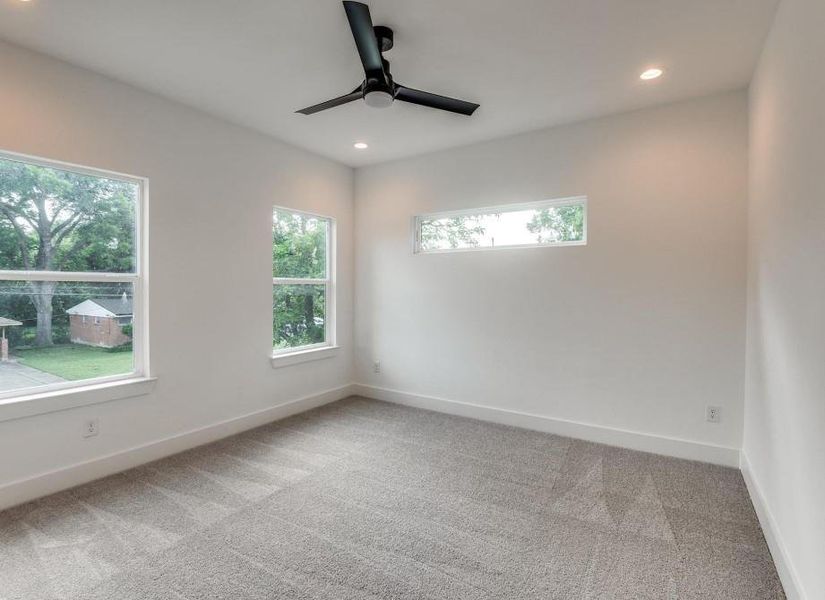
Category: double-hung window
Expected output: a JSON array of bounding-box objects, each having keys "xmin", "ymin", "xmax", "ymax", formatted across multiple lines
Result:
[
  {"xmin": 0, "ymin": 151, "xmax": 146, "ymax": 400},
  {"xmin": 272, "ymin": 207, "xmax": 335, "ymax": 356}
]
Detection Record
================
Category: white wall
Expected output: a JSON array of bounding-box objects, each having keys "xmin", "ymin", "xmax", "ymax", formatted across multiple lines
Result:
[
  {"xmin": 745, "ymin": 0, "xmax": 825, "ymax": 597},
  {"xmin": 0, "ymin": 42, "xmax": 354, "ymax": 501},
  {"xmin": 354, "ymin": 92, "xmax": 748, "ymax": 459}
]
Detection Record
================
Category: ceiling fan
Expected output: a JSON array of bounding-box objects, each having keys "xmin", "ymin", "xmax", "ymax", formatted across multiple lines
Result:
[{"xmin": 297, "ymin": 1, "xmax": 479, "ymax": 117}]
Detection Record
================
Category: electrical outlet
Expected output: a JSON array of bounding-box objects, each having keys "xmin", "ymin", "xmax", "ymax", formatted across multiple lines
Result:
[
  {"xmin": 83, "ymin": 418, "xmax": 100, "ymax": 438},
  {"xmin": 706, "ymin": 406, "xmax": 721, "ymax": 423},
  {"xmin": 373, "ymin": 360, "xmax": 381, "ymax": 374}
]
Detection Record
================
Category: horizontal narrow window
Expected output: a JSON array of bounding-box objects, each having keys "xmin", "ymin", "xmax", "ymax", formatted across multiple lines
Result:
[
  {"xmin": 413, "ymin": 197, "xmax": 587, "ymax": 254},
  {"xmin": 0, "ymin": 152, "xmax": 145, "ymax": 400}
]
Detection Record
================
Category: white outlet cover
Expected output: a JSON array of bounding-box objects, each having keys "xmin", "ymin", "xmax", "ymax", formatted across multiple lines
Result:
[{"xmin": 83, "ymin": 418, "xmax": 100, "ymax": 438}]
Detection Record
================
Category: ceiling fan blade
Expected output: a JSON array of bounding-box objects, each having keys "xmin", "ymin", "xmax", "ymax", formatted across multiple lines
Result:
[
  {"xmin": 343, "ymin": 1, "xmax": 386, "ymax": 82},
  {"xmin": 394, "ymin": 85, "xmax": 479, "ymax": 116},
  {"xmin": 296, "ymin": 89, "xmax": 362, "ymax": 115}
]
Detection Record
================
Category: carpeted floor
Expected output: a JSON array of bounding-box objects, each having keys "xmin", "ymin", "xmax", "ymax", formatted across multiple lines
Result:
[{"xmin": 0, "ymin": 396, "xmax": 784, "ymax": 599}]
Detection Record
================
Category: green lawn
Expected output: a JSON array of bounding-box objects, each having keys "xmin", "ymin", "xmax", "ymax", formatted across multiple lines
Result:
[{"xmin": 14, "ymin": 345, "xmax": 133, "ymax": 381}]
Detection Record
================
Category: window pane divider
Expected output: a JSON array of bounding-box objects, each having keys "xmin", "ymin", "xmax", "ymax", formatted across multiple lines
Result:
[
  {"xmin": 0, "ymin": 270, "xmax": 139, "ymax": 283},
  {"xmin": 272, "ymin": 277, "xmax": 329, "ymax": 285}
]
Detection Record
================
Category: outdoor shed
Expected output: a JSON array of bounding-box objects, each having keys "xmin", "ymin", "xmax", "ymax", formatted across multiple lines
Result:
[
  {"xmin": 66, "ymin": 295, "xmax": 133, "ymax": 348},
  {"xmin": 0, "ymin": 317, "xmax": 22, "ymax": 362}
]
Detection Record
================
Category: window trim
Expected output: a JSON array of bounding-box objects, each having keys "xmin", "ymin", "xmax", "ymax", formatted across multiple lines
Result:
[
  {"xmin": 0, "ymin": 377, "xmax": 157, "ymax": 424},
  {"xmin": 412, "ymin": 196, "xmax": 588, "ymax": 254},
  {"xmin": 271, "ymin": 206, "xmax": 336, "ymax": 359},
  {"xmin": 0, "ymin": 149, "xmax": 150, "ymax": 403},
  {"xmin": 270, "ymin": 344, "xmax": 340, "ymax": 369}
]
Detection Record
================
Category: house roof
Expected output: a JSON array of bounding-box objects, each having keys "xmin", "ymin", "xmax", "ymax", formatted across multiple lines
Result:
[
  {"xmin": 66, "ymin": 296, "xmax": 133, "ymax": 318},
  {"xmin": 0, "ymin": 317, "xmax": 22, "ymax": 327},
  {"xmin": 91, "ymin": 297, "xmax": 133, "ymax": 316}
]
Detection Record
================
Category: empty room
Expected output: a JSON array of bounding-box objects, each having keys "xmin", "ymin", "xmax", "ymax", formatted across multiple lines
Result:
[{"xmin": 0, "ymin": 0, "xmax": 822, "ymax": 598}]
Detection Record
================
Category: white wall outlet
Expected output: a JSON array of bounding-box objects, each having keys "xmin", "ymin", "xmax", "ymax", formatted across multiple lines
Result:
[
  {"xmin": 82, "ymin": 418, "xmax": 100, "ymax": 438},
  {"xmin": 706, "ymin": 406, "xmax": 721, "ymax": 423},
  {"xmin": 373, "ymin": 360, "xmax": 381, "ymax": 374}
]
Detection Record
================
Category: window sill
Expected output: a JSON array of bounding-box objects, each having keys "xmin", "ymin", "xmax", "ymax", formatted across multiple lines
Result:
[
  {"xmin": 0, "ymin": 377, "xmax": 157, "ymax": 423},
  {"xmin": 270, "ymin": 345, "xmax": 340, "ymax": 369}
]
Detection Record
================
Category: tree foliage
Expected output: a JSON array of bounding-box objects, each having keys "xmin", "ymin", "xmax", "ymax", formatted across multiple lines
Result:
[
  {"xmin": 272, "ymin": 209, "xmax": 326, "ymax": 279},
  {"xmin": 419, "ymin": 215, "xmax": 487, "ymax": 251},
  {"xmin": 526, "ymin": 205, "xmax": 585, "ymax": 243},
  {"xmin": 273, "ymin": 285, "xmax": 325, "ymax": 349}
]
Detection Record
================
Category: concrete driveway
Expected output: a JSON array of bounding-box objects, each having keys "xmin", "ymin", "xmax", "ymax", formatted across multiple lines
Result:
[{"xmin": 0, "ymin": 361, "xmax": 65, "ymax": 393}]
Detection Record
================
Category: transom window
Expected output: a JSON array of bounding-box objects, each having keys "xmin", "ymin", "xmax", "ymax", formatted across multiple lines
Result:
[
  {"xmin": 272, "ymin": 207, "xmax": 335, "ymax": 354},
  {"xmin": 0, "ymin": 151, "xmax": 145, "ymax": 399},
  {"xmin": 414, "ymin": 197, "xmax": 587, "ymax": 253}
]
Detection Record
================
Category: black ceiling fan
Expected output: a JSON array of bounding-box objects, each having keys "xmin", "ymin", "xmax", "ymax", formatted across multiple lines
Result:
[{"xmin": 297, "ymin": 1, "xmax": 479, "ymax": 117}]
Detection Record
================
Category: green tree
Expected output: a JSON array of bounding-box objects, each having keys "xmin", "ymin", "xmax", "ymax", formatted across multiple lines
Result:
[
  {"xmin": 419, "ymin": 215, "xmax": 487, "ymax": 250},
  {"xmin": 0, "ymin": 158, "xmax": 136, "ymax": 346},
  {"xmin": 273, "ymin": 285, "xmax": 325, "ymax": 349},
  {"xmin": 526, "ymin": 205, "xmax": 584, "ymax": 243},
  {"xmin": 272, "ymin": 210, "xmax": 326, "ymax": 279}
]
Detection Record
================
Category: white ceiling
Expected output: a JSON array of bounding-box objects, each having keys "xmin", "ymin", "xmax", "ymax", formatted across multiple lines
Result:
[{"xmin": 0, "ymin": 0, "xmax": 778, "ymax": 167}]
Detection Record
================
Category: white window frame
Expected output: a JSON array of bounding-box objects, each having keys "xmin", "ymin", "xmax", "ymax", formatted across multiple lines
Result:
[
  {"xmin": 271, "ymin": 206, "xmax": 336, "ymax": 362},
  {"xmin": 0, "ymin": 149, "xmax": 150, "ymax": 405},
  {"xmin": 412, "ymin": 196, "xmax": 588, "ymax": 254}
]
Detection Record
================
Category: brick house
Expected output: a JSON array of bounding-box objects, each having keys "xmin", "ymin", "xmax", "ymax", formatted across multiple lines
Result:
[{"xmin": 66, "ymin": 295, "xmax": 133, "ymax": 348}]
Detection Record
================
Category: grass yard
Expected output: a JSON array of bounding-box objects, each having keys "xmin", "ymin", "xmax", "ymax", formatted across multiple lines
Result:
[{"xmin": 14, "ymin": 344, "xmax": 133, "ymax": 381}]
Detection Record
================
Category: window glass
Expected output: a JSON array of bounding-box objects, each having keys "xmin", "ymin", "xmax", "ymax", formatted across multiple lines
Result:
[
  {"xmin": 0, "ymin": 281, "xmax": 134, "ymax": 395},
  {"xmin": 273, "ymin": 209, "xmax": 327, "ymax": 279},
  {"xmin": 273, "ymin": 284, "xmax": 326, "ymax": 350},
  {"xmin": 416, "ymin": 198, "xmax": 586, "ymax": 253},
  {"xmin": 0, "ymin": 157, "xmax": 136, "ymax": 273}
]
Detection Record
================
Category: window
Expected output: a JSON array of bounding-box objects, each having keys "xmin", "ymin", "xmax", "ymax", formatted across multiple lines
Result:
[
  {"xmin": 0, "ymin": 151, "xmax": 145, "ymax": 399},
  {"xmin": 272, "ymin": 207, "xmax": 335, "ymax": 355},
  {"xmin": 413, "ymin": 197, "xmax": 587, "ymax": 253}
]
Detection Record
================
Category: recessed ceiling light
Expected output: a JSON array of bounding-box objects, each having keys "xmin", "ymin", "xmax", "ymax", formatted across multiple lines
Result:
[
  {"xmin": 640, "ymin": 68, "xmax": 664, "ymax": 81},
  {"xmin": 353, "ymin": 142, "xmax": 368, "ymax": 150}
]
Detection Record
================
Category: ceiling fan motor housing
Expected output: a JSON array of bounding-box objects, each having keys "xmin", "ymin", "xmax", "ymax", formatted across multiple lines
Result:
[
  {"xmin": 363, "ymin": 76, "xmax": 395, "ymax": 108},
  {"xmin": 364, "ymin": 89, "xmax": 394, "ymax": 108}
]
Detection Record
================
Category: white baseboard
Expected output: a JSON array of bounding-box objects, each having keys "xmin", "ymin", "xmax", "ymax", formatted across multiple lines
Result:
[
  {"xmin": 740, "ymin": 451, "xmax": 806, "ymax": 600},
  {"xmin": 352, "ymin": 384, "xmax": 740, "ymax": 467},
  {"xmin": 0, "ymin": 383, "xmax": 354, "ymax": 512}
]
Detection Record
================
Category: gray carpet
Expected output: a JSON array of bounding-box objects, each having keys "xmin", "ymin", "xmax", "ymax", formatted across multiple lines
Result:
[{"xmin": 0, "ymin": 396, "xmax": 784, "ymax": 599}]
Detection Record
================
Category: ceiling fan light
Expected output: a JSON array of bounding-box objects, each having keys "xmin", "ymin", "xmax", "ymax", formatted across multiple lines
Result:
[{"xmin": 364, "ymin": 90, "xmax": 394, "ymax": 109}]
